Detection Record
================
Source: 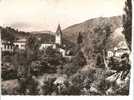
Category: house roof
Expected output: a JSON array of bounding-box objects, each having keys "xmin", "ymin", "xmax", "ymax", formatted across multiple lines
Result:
[
  {"xmin": 1, "ymin": 40, "xmax": 13, "ymax": 45},
  {"xmin": 17, "ymin": 38, "xmax": 26, "ymax": 42}
]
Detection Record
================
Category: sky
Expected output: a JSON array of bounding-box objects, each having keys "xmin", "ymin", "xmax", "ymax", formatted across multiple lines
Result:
[{"xmin": 0, "ymin": 0, "xmax": 126, "ymax": 32}]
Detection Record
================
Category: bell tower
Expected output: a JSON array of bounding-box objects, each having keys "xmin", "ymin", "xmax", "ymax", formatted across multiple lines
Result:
[{"xmin": 55, "ymin": 24, "xmax": 62, "ymax": 45}]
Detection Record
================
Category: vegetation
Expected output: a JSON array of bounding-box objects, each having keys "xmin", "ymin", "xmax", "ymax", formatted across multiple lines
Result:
[
  {"xmin": 0, "ymin": 27, "xmax": 16, "ymax": 43},
  {"xmin": 0, "ymin": 26, "xmax": 30, "ymax": 42},
  {"xmin": 1, "ymin": 9, "xmax": 131, "ymax": 95},
  {"xmin": 123, "ymin": 0, "xmax": 132, "ymax": 50}
]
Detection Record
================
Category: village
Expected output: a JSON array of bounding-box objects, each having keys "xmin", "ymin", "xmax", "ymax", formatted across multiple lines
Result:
[
  {"xmin": 0, "ymin": 0, "xmax": 132, "ymax": 96},
  {"xmin": 1, "ymin": 23, "xmax": 131, "ymax": 95},
  {"xmin": 1, "ymin": 25, "xmax": 130, "ymax": 63},
  {"xmin": 1, "ymin": 24, "xmax": 72, "ymax": 58}
]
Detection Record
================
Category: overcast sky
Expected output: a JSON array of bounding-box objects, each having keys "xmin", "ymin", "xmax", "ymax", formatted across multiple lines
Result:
[{"xmin": 0, "ymin": 0, "xmax": 125, "ymax": 32}]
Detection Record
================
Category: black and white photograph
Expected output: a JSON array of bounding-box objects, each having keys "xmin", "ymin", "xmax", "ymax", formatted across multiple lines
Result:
[{"xmin": 0, "ymin": 0, "xmax": 133, "ymax": 96}]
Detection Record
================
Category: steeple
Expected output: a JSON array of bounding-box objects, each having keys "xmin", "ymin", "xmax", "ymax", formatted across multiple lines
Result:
[
  {"xmin": 56, "ymin": 24, "xmax": 62, "ymax": 35},
  {"xmin": 55, "ymin": 24, "xmax": 62, "ymax": 45}
]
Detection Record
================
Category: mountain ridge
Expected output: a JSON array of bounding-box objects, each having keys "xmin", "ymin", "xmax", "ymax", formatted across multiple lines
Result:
[{"xmin": 63, "ymin": 16, "xmax": 122, "ymax": 43}]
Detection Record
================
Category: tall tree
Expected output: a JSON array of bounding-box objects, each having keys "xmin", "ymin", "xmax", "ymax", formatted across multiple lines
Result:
[
  {"xmin": 24, "ymin": 35, "xmax": 41, "ymax": 77},
  {"xmin": 123, "ymin": 0, "xmax": 132, "ymax": 50},
  {"xmin": 25, "ymin": 35, "xmax": 41, "ymax": 61},
  {"xmin": 77, "ymin": 32, "xmax": 83, "ymax": 44}
]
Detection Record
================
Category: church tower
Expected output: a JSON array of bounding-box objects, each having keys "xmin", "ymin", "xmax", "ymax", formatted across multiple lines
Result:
[{"xmin": 55, "ymin": 24, "xmax": 62, "ymax": 45}]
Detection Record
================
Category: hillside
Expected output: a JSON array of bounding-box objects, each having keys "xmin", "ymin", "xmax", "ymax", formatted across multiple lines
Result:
[
  {"xmin": 63, "ymin": 16, "xmax": 128, "ymax": 65},
  {"xmin": 63, "ymin": 16, "xmax": 122, "ymax": 43}
]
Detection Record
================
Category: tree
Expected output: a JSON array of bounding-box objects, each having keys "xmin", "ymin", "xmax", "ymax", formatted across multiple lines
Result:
[
  {"xmin": 123, "ymin": 0, "xmax": 132, "ymax": 50},
  {"xmin": 25, "ymin": 35, "xmax": 41, "ymax": 77},
  {"xmin": 62, "ymin": 50, "xmax": 86, "ymax": 76},
  {"xmin": 122, "ymin": 0, "xmax": 132, "ymax": 95},
  {"xmin": 91, "ymin": 25, "xmax": 112, "ymax": 69},
  {"xmin": 77, "ymin": 32, "xmax": 83, "ymax": 44},
  {"xmin": 25, "ymin": 35, "xmax": 41, "ymax": 61},
  {"xmin": 16, "ymin": 35, "xmax": 41, "ymax": 94},
  {"xmin": 1, "ymin": 27, "xmax": 16, "ymax": 43}
]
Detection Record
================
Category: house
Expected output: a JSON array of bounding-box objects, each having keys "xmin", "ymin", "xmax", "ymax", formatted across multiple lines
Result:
[
  {"xmin": 114, "ymin": 41, "xmax": 130, "ymax": 57},
  {"xmin": 0, "ymin": 29, "xmax": 13, "ymax": 52},
  {"xmin": 1, "ymin": 40, "xmax": 14, "ymax": 52},
  {"xmin": 39, "ymin": 44, "xmax": 56, "ymax": 50},
  {"xmin": 14, "ymin": 38, "xmax": 26, "ymax": 50},
  {"xmin": 58, "ymin": 48, "xmax": 66, "ymax": 57},
  {"xmin": 107, "ymin": 46, "xmax": 130, "ymax": 58},
  {"xmin": 107, "ymin": 50, "xmax": 114, "ymax": 58},
  {"xmin": 114, "ymin": 48, "xmax": 130, "ymax": 57},
  {"xmin": 39, "ymin": 33, "xmax": 56, "ymax": 50}
]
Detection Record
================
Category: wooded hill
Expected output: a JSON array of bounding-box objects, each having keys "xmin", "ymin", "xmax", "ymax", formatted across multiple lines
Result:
[
  {"xmin": 63, "ymin": 16, "xmax": 122, "ymax": 44},
  {"xmin": 63, "ymin": 16, "xmax": 127, "ymax": 65}
]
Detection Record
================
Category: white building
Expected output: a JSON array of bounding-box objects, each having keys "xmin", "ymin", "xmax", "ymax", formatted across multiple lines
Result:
[
  {"xmin": 107, "ymin": 51, "xmax": 114, "ymax": 58},
  {"xmin": 14, "ymin": 38, "xmax": 26, "ymax": 50},
  {"xmin": 58, "ymin": 48, "xmax": 66, "ymax": 57},
  {"xmin": 114, "ymin": 48, "xmax": 130, "ymax": 57},
  {"xmin": 0, "ymin": 29, "xmax": 14, "ymax": 52},
  {"xmin": 1, "ymin": 40, "xmax": 14, "ymax": 52},
  {"xmin": 39, "ymin": 44, "xmax": 56, "ymax": 50},
  {"xmin": 107, "ymin": 46, "xmax": 130, "ymax": 58},
  {"xmin": 114, "ymin": 40, "xmax": 130, "ymax": 57}
]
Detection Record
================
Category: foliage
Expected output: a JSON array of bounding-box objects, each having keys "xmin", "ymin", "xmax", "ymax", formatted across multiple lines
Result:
[
  {"xmin": 0, "ymin": 26, "xmax": 30, "ymax": 42},
  {"xmin": 82, "ymin": 24, "xmax": 112, "ymax": 68},
  {"xmin": 123, "ymin": 0, "xmax": 132, "ymax": 50},
  {"xmin": 77, "ymin": 32, "xmax": 83, "ymax": 44},
  {"xmin": 41, "ymin": 77, "xmax": 57, "ymax": 95},
  {"xmin": 25, "ymin": 35, "xmax": 41, "ymax": 61},
  {"xmin": 91, "ymin": 24, "xmax": 112, "ymax": 52},
  {"xmin": 39, "ymin": 47, "xmax": 65, "ymax": 73},
  {"xmin": 1, "ymin": 21, "xmax": 130, "ymax": 95},
  {"xmin": 62, "ymin": 50, "xmax": 86, "ymax": 76},
  {"xmin": 1, "ymin": 62, "xmax": 17, "ymax": 80},
  {"xmin": 0, "ymin": 27, "xmax": 16, "ymax": 43},
  {"xmin": 86, "ymin": 68, "xmax": 110, "ymax": 95},
  {"xmin": 7, "ymin": 35, "xmax": 42, "ymax": 95}
]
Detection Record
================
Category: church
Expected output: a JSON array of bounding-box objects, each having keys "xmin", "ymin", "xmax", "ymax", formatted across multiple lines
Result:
[
  {"xmin": 39, "ymin": 24, "xmax": 69, "ymax": 57},
  {"xmin": 39, "ymin": 24, "xmax": 63, "ymax": 50}
]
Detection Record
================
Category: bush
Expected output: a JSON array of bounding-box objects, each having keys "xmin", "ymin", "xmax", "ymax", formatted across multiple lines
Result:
[
  {"xmin": 41, "ymin": 77, "xmax": 57, "ymax": 95},
  {"xmin": 2, "ymin": 63, "xmax": 17, "ymax": 80}
]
